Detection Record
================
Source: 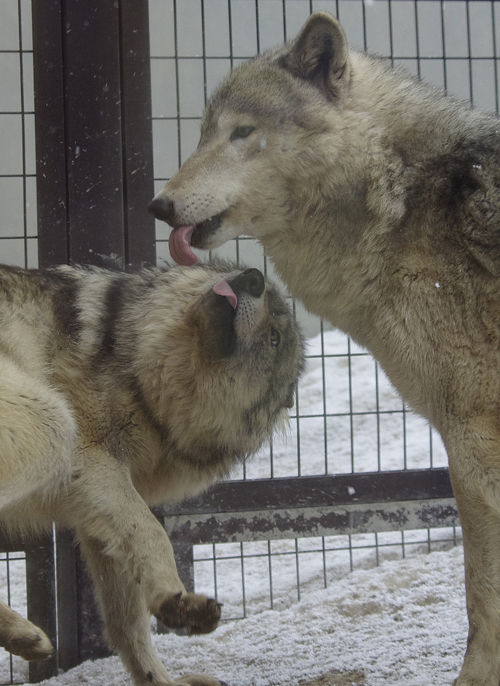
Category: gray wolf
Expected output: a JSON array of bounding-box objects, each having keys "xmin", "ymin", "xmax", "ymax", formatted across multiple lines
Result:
[
  {"xmin": 0, "ymin": 262, "xmax": 304, "ymax": 686},
  {"xmin": 149, "ymin": 11, "xmax": 500, "ymax": 685}
]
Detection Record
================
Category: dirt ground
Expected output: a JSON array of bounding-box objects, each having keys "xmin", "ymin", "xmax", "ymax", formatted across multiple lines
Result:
[{"xmin": 299, "ymin": 671, "xmax": 366, "ymax": 686}]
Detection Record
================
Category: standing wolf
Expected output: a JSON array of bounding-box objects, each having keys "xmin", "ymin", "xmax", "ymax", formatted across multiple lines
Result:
[
  {"xmin": 0, "ymin": 261, "xmax": 304, "ymax": 686},
  {"xmin": 148, "ymin": 11, "xmax": 500, "ymax": 685}
]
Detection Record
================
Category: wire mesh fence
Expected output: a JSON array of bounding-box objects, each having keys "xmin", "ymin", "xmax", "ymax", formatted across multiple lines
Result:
[
  {"xmin": 0, "ymin": 0, "xmax": 496, "ymax": 679},
  {"xmin": 193, "ymin": 526, "xmax": 462, "ymax": 622},
  {"xmin": 0, "ymin": 0, "xmax": 37, "ymax": 270}
]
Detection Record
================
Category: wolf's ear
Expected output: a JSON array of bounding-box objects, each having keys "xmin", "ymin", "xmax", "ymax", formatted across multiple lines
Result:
[{"xmin": 279, "ymin": 12, "xmax": 350, "ymax": 99}]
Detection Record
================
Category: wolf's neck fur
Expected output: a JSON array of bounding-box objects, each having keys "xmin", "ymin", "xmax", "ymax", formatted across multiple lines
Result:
[{"xmin": 260, "ymin": 54, "xmax": 499, "ymax": 429}]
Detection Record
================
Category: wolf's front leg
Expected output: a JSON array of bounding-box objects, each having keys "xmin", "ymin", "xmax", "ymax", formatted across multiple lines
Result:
[
  {"xmin": 448, "ymin": 438, "xmax": 500, "ymax": 686},
  {"xmin": 80, "ymin": 535, "xmax": 225, "ymax": 686},
  {"xmin": 66, "ymin": 451, "xmax": 224, "ymax": 685},
  {"xmin": 68, "ymin": 451, "xmax": 221, "ymax": 632}
]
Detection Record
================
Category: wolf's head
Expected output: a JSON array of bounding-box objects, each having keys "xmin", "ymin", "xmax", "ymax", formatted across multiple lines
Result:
[
  {"xmin": 148, "ymin": 12, "xmax": 354, "ymax": 266},
  {"xmin": 134, "ymin": 263, "xmax": 304, "ymax": 463}
]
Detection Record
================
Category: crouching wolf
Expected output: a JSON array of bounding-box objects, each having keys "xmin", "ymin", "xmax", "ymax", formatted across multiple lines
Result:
[
  {"xmin": 149, "ymin": 11, "xmax": 500, "ymax": 685},
  {"xmin": 0, "ymin": 261, "xmax": 304, "ymax": 686}
]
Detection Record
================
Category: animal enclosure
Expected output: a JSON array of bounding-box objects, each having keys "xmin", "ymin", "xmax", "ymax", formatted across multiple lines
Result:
[{"xmin": 1, "ymin": 0, "xmax": 496, "ymax": 681}]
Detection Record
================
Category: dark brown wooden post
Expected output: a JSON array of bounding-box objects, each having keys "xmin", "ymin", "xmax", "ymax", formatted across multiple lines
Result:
[
  {"xmin": 32, "ymin": 0, "xmax": 156, "ymax": 669},
  {"xmin": 26, "ymin": 533, "xmax": 59, "ymax": 683}
]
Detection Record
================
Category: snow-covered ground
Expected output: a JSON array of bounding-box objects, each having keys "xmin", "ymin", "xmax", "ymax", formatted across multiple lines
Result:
[{"xmin": 0, "ymin": 330, "xmax": 466, "ymax": 686}]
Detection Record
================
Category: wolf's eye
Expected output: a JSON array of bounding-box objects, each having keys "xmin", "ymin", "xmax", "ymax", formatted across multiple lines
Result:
[
  {"xmin": 270, "ymin": 327, "xmax": 281, "ymax": 347},
  {"xmin": 230, "ymin": 126, "xmax": 256, "ymax": 141}
]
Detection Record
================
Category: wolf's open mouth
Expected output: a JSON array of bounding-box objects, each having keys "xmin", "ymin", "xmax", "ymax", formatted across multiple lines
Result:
[
  {"xmin": 193, "ymin": 213, "xmax": 224, "ymax": 243},
  {"xmin": 169, "ymin": 213, "xmax": 225, "ymax": 266}
]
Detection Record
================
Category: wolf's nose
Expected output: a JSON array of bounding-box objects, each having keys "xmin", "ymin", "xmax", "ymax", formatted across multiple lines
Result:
[
  {"xmin": 148, "ymin": 195, "xmax": 175, "ymax": 224},
  {"xmin": 231, "ymin": 268, "xmax": 265, "ymax": 298}
]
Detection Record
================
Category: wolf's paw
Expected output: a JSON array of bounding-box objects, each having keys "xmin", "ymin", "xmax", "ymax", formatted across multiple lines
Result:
[
  {"xmin": 4, "ymin": 624, "xmax": 54, "ymax": 662},
  {"xmin": 139, "ymin": 672, "xmax": 227, "ymax": 686},
  {"xmin": 157, "ymin": 592, "xmax": 222, "ymax": 635},
  {"xmin": 172, "ymin": 676, "xmax": 228, "ymax": 686}
]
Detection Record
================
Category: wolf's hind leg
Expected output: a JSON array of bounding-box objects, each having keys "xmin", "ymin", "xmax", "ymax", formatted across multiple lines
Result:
[
  {"xmin": 448, "ymin": 433, "xmax": 500, "ymax": 686},
  {"xmin": 80, "ymin": 536, "xmax": 225, "ymax": 686},
  {"xmin": 0, "ymin": 599, "xmax": 54, "ymax": 661},
  {"xmin": 452, "ymin": 496, "xmax": 500, "ymax": 686},
  {"xmin": 0, "ymin": 359, "xmax": 76, "ymax": 510}
]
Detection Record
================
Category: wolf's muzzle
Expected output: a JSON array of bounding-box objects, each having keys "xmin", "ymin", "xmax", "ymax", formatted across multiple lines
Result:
[{"xmin": 229, "ymin": 268, "xmax": 265, "ymax": 299}]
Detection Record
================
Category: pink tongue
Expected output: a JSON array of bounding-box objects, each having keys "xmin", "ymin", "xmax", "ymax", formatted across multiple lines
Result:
[
  {"xmin": 213, "ymin": 280, "xmax": 238, "ymax": 309},
  {"xmin": 169, "ymin": 225, "xmax": 198, "ymax": 266}
]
